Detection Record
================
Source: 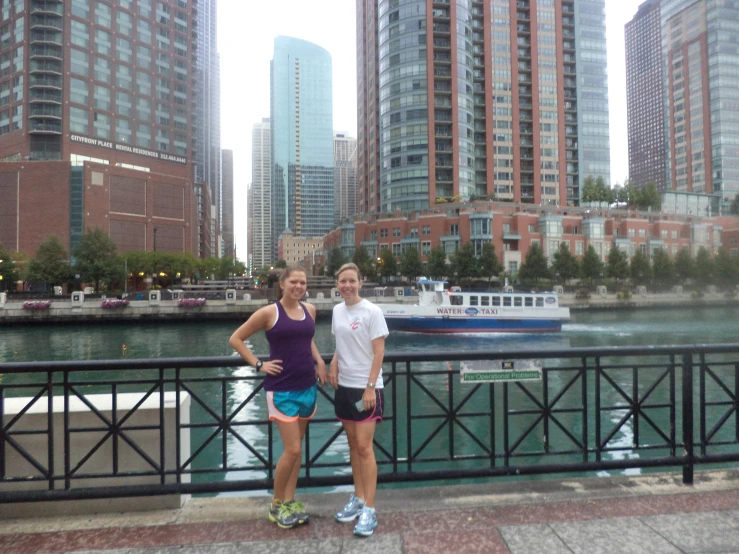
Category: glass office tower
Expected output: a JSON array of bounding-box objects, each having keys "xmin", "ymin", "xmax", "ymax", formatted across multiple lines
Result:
[{"xmin": 270, "ymin": 36, "xmax": 334, "ymax": 259}]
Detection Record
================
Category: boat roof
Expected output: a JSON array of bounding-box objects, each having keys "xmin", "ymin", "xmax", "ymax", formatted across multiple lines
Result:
[{"xmin": 416, "ymin": 279, "xmax": 447, "ymax": 284}]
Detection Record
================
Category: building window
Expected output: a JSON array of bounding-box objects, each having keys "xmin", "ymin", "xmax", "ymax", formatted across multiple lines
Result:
[
  {"xmin": 422, "ymin": 241, "xmax": 431, "ymax": 256},
  {"xmin": 392, "ymin": 227, "xmax": 401, "ymax": 237},
  {"xmin": 422, "ymin": 225, "xmax": 431, "ymax": 235}
]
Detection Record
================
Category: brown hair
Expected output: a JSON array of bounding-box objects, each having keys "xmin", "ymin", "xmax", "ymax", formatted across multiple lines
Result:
[
  {"xmin": 276, "ymin": 265, "xmax": 307, "ymax": 301},
  {"xmin": 336, "ymin": 262, "xmax": 361, "ymax": 281}
]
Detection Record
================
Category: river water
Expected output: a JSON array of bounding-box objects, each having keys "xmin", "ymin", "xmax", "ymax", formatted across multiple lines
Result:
[
  {"xmin": 2, "ymin": 306, "xmax": 737, "ymax": 363},
  {"xmin": 1, "ymin": 307, "xmax": 737, "ymax": 493}
]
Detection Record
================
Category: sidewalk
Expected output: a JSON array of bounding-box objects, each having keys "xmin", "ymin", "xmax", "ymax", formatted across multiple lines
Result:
[{"xmin": 0, "ymin": 469, "xmax": 738, "ymax": 553}]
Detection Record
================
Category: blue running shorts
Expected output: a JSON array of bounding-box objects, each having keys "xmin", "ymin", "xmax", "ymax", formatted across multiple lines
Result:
[{"xmin": 266, "ymin": 384, "xmax": 318, "ymax": 422}]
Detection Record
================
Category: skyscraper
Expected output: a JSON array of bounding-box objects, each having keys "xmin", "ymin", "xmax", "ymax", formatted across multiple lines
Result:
[
  {"xmin": 333, "ymin": 133, "xmax": 358, "ymax": 226},
  {"xmin": 194, "ymin": 0, "xmax": 221, "ymax": 256},
  {"xmin": 221, "ymin": 149, "xmax": 234, "ymax": 259},
  {"xmin": 627, "ymin": 0, "xmax": 739, "ymax": 204},
  {"xmin": 250, "ymin": 118, "xmax": 271, "ymax": 270},
  {"xmin": 0, "ymin": 0, "xmax": 207, "ymax": 257},
  {"xmin": 270, "ymin": 36, "xmax": 334, "ymax": 259},
  {"xmin": 356, "ymin": 0, "xmax": 611, "ymax": 213},
  {"xmin": 625, "ymin": 0, "xmax": 667, "ymax": 191}
]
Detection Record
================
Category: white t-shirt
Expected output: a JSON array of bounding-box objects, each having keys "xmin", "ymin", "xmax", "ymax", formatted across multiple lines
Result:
[{"xmin": 332, "ymin": 299, "xmax": 389, "ymax": 389}]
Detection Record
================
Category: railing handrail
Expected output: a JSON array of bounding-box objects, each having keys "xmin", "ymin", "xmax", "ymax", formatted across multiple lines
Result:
[{"xmin": 3, "ymin": 344, "xmax": 739, "ymax": 373}]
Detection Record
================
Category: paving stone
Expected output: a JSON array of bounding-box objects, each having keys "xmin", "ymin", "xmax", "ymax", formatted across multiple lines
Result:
[
  {"xmin": 550, "ymin": 517, "xmax": 682, "ymax": 554},
  {"xmin": 641, "ymin": 511, "xmax": 739, "ymax": 553},
  {"xmin": 403, "ymin": 529, "xmax": 510, "ymax": 554},
  {"xmin": 499, "ymin": 524, "xmax": 573, "ymax": 554},
  {"xmin": 341, "ymin": 533, "xmax": 402, "ymax": 554}
]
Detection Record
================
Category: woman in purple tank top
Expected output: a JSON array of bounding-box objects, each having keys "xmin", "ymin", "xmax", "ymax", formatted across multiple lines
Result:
[{"xmin": 229, "ymin": 266, "xmax": 327, "ymax": 529}]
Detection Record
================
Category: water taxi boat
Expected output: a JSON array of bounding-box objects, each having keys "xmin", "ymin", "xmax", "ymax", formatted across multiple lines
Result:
[{"xmin": 376, "ymin": 279, "xmax": 570, "ymax": 333}]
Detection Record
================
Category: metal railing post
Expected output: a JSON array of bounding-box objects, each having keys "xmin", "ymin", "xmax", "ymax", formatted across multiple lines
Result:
[{"xmin": 682, "ymin": 351, "xmax": 694, "ymax": 485}]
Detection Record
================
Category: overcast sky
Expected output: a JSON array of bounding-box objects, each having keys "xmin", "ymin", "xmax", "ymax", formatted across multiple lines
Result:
[{"xmin": 218, "ymin": 0, "xmax": 644, "ymax": 257}]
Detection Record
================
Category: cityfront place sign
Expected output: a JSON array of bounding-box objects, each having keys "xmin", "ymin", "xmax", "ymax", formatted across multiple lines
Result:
[
  {"xmin": 460, "ymin": 359, "xmax": 543, "ymax": 383},
  {"xmin": 70, "ymin": 134, "xmax": 187, "ymax": 165}
]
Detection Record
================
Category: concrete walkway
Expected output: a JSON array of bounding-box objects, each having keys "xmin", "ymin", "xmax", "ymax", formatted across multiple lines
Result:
[{"xmin": 1, "ymin": 470, "xmax": 738, "ymax": 553}]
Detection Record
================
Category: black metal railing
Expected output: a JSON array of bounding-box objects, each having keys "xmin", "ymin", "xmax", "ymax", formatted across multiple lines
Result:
[{"xmin": 1, "ymin": 344, "xmax": 738, "ymax": 502}]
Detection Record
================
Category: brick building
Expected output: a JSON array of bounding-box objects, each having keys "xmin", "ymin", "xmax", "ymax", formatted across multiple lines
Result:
[
  {"xmin": 324, "ymin": 202, "xmax": 730, "ymax": 278},
  {"xmin": 0, "ymin": 0, "xmax": 217, "ymax": 258}
]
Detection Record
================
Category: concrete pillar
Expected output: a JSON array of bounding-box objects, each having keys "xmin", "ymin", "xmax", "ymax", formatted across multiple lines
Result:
[
  {"xmin": 331, "ymin": 287, "xmax": 342, "ymax": 302},
  {"xmin": 226, "ymin": 289, "xmax": 236, "ymax": 304},
  {"xmin": 71, "ymin": 291, "xmax": 85, "ymax": 306},
  {"xmin": 171, "ymin": 290, "xmax": 184, "ymax": 301},
  {"xmin": 148, "ymin": 289, "xmax": 161, "ymax": 305},
  {"xmin": 0, "ymin": 292, "xmax": 6, "ymax": 308},
  {"xmin": 597, "ymin": 285, "xmax": 607, "ymax": 297}
]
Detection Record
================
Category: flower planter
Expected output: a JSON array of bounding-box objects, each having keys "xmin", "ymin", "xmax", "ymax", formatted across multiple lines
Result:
[
  {"xmin": 23, "ymin": 300, "xmax": 51, "ymax": 310},
  {"xmin": 178, "ymin": 298, "xmax": 207, "ymax": 308},
  {"xmin": 101, "ymin": 299, "xmax": 129, "ymax": 309}
]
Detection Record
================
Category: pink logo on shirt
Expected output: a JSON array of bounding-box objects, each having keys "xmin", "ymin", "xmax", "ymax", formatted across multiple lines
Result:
[{"xmin": 350, "ymin": 317, "xmax": 361, "ymax": 330}]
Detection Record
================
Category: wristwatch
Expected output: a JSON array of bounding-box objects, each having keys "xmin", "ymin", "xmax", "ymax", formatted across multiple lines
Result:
[
  {"xmin": 255, "ymin": 361, "xmax": 263, "ymax": 371},
  {"xmin": 367, "ymin": 382, "xmax": 375, "ymax": 388}
]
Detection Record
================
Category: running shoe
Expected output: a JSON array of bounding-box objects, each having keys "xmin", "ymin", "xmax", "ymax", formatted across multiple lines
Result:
[
  {"xmin": 285, "ymin": 499, "xmax": 309, "ymax": 525},
  {"xmin": 353, "ymin": 506, "xmax": 378, "ymax": 537},
  {"xmin": 334, "ymin": 493, "xmax": 364, "ymax": 523},
  {"xmin": 268, "ymin": 501, "xmax": 298, "ymax": 529}
]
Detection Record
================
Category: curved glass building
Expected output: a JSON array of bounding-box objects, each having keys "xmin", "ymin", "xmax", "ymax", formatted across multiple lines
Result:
[{"xmin": 270, "ymin": 36, "xmax": 334, "ymax": 258}]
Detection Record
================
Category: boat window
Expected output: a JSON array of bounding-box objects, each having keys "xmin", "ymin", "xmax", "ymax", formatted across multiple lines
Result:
[
  {"xmin": 536, "ymin": 297, "xmax": 544, "ymax": 307},
  {"xmin": 514, "ymin": 297, "xmax": 523, "ymax": 307},
  {"xmin": 481, "ymin": 296, "xmax": 490, "ymax": 306},
  {"xmin": 503, "ymin": 296, "xmax": 512, "ymax": 307},
  {"xmin": 492, "ymin": 296, "xmax": 501, "ymax": 306},
  {"xmin": 525, "ymin": 297, "xmax": 533, "ymax": 307},
  {"xmin": 450, "ymin": 295, "xmax": 463, "ymax": 306}
]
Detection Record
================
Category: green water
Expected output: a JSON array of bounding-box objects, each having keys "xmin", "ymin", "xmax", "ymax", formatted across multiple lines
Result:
[
  {"xmin": 1, "ymin": 307, "xmax": 737, "ymax": 494},
  {"xmin": 2, "ymin": 306, "xmax": 737, "ymax": 363}
]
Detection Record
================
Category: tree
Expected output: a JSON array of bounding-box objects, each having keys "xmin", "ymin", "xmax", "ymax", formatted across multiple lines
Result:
[
  {"xmin": 352, "ymin": 245, "xmax": 376, "ymax": 281},
  {"xmin": 674, "ymin": 248, "xmax": 695, "ymax": 284},
  {"xmin": 580, "ymin": 245, "xmax": 604, "ymax": 284},
  {"xmin": 581, "ymin": 176, "xmax": 597, "ymax": 204},
  {"xmin": 695, "ymin": 247, "xmax": 714, "ymax": 286},
  {"xmin": 26, "ymin": 236, "xmax": 73, "ymax": 287},
  {"xmin": 651, "ymin": 248, "xmax": 675, "ymax": 288},
  {"xmin": 450, "ymin": 242, "xmax": 478, "ymax": 286},
  {"xmin": 326, "ymin": 247, "xmax": 346, "ymax": 277},
  {"xmin": 0, "ymin": 245, "xmax": 19, "ymax": 292},
  {"xmin": 595, "ymin": 176, "xmax": 614, "ymax": 207},
  {"xmin": 636, "ymin": 182, "xmax": 661, "ymax": 211},
  {"xmin": 606, "ymin": 245, "xmax": 630, "ymax": 281},
  {"xmin": 630, "ymin": 250, "xmax": 651, "ymax": 286},
  {"xmin": 517, "ymin": 242, "xmax": 551, "ymax": 286},
  {"xmin": 377, "ymin": 247, "xmax": 397, "ymax": 281},
  {"xmin": 426, "ymin": 245, "xmax": 448, "ymax": 280},
  {"xmin": 72, "ymin": 228, "xmax": 123, "ymax": 292},
  {"xmin": 400, "ymin": 246, "xmax": 423, "ymax": 282},
  {"xmin": 478, "ymin": 242, "xmax": 503, "ymax": 284},
  {"xmin": 552, "ymin": 243, "xmax": 580, "ymax": 283},
  {"xmin": 274, "ymin": 259, "xmax": 287, "ymax": 269},
  {"xmin": 714, "ymin": 248, "xmax": 739, "ymax": 289},
  {"xmin": 730, "ymin": 194, "xmax": 739, "ymax": 216}
]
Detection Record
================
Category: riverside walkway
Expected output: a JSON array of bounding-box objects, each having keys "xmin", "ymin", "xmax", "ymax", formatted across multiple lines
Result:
[{"xmin": 1, "ymin": 469, "xmax": 738, "ymax": 553}]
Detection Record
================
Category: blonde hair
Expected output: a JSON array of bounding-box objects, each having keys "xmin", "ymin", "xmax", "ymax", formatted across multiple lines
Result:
[
  {"xmin": 276, "ymin": 265, "xmax": 307, "ymax": 301},
  {"xmin": 336, "ymin": 262, "xmax": 361, "ymax": 280}
]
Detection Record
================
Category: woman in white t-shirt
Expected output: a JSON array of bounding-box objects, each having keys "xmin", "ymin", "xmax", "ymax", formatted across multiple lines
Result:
[{"xmin": 328, "ymin": 263, "xmax": 389, "ymax": 537}]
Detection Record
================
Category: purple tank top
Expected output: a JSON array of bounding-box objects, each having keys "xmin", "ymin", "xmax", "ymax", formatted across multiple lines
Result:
[{"xmin": 263, "ymin": 301, "xmax": 316, "ymax": 392}]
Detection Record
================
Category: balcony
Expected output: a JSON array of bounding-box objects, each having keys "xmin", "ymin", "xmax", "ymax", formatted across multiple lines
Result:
[
  {"xmin": 30, "ymin": 75, "xmax": 62, "ymax": 89},
  {"xmin": 30, "ymin": 2, "xmax": 63, "ymax": 16},
  {"xmin": 29, "ymin": 106, "xmax": 61, "ymax": 118},
  {"xmin": 30, "ymin": 30, "xmax": 62, "ymax": 45},
  {"xmin": 30, "ymin": 45, "xmax": 62, "ymax": 59},
  {"xmin": 30, "ymin": 16, "xmax": 62, "ymax": 31},
  {"xmin": 29, "ymin": 121, "xmax": 62, "ymax": 134},
  {"xmin": 30, "ymin": 90, "xmax": 62, "ymax": 103},
  {"xmin": 30, "ymin": 60, "xmax": 62, "ymax": 74}
]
